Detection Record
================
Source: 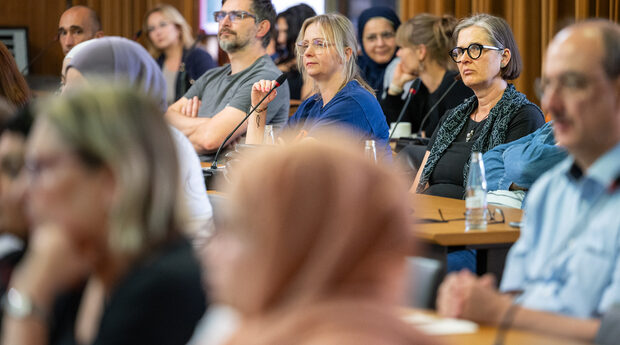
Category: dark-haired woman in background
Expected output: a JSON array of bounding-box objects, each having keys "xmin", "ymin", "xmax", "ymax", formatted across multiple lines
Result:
[
  {"xmin": 275, "ymin": 4, "xmax": 316, "ymax": 100},
  {"xmin": 144, "ymin": 4, "xmax": 216, "ymax": 104},
  {"xmin": 381, "ymin": 14, "xmax": 473, "ymax": 137},
  {"xmin": 357, "ymin": 6, "xmax": 400, "ymax": 95}
]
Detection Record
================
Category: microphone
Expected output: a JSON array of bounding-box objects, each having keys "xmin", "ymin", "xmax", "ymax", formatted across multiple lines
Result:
[
  {"xmin": 416, "ymin": 78, "xmax": 458, "ymax": 138},
  {"xmin": 208, "ymin": 73, "xmax": 287, "ymax": 170},
  {"xmin": 388, "ymin": 79, "xmax": 421, "ymax": 141},
  {"xmin": 132, "ymin": 29, "xmax": 142, "ymax": 41},
  {"xmin": 21, "ymin": 33, "xmax": 59, "ymax": 75},
  {"xmin": 188, "ymin": 30, "xmax": 208, "ymax": 52}
]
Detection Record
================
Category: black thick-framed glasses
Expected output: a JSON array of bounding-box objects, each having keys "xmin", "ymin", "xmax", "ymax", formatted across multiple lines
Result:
[
  {"xmin": 213, "ymin": 10, "xmax": 256, "ymax": 23},
  {"xmin": 449, "ymin": 43, "xmax": 503, "ymax": 63}
]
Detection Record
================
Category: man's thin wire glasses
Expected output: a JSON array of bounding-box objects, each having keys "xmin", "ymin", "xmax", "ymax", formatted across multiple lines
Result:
[{"xmin": 449, "ymin": 43, "xmax": 503, "ymax": 63}]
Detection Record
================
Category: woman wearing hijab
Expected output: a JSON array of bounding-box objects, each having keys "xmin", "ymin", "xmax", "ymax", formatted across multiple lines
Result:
[
  {"xmin": 62, "ymin": 37, "xmax": 213, "ymax": 241},
  {"xmin": 205, "ymin": 132, "xmax": 437, "ymax": 345},
  {"xmin": 357, "ymin": 6, "xmax": 400, "ymax": 95}
]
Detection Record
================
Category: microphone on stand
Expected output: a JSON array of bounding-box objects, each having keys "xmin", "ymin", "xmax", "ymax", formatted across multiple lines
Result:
[
  {"xmin": 209, "ymin": 72, "xmax": 287, "ymax": 169},
  {"xmin": 388, "ymin": 78, "xmax": 421, "ymax": 141},
  {"xmin": 132, "ymin": 29, "xmax": 143, "ymax": 41},
  {"xmin": 416, "ymin": 79, "xmax": 458, "ymax": 138},
  {"xmin": 21, "ymin": 33, "xmax": 59, "ymax": 75},
  {"xmin": 188, "ymin": 29, "xmax": 208, "ymax": 52}
]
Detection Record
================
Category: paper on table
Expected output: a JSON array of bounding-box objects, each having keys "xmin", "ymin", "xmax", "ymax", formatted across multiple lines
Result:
[{"xmin": 403, "ymin": 312, "xmax": 479, "ymax": 335}]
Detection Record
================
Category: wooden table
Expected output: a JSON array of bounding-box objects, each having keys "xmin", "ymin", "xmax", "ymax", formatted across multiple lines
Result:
[
  {"xmin": 435, "ymin": 326, "xmax": 590, "ymax": 345},
  {"xmin": 411, "ymin": 194, "xmax": 523, "ymax": 280},
  {"xmin": 404, "ymin": 309, "xmax": 590, "ymax": 345}
]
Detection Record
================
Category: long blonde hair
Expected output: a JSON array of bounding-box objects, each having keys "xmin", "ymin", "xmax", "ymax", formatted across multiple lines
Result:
[
  {"xmin": 296, "ymin": 14, "xmax": 375, "ymax": 96},
  {"xmin": 143, "ymin": 4, "xmax": 194, "ymax": 57}
]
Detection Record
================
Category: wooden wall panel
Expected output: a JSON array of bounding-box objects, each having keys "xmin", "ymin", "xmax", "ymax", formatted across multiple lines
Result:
[
  {"xmin": 399, "ymin": 0, "xmax": 619, "ymax": 105},
  {"xmin": 1, "ymin": 0, "xmax": 201, "ymax": 77}
]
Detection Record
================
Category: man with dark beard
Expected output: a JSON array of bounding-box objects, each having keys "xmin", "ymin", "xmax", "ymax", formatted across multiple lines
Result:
[{"xmin": 165, "ymin": 0, "xmax": 290, "ymax": 154}]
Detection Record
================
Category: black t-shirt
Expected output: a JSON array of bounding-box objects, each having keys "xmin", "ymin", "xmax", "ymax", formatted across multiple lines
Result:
[
  {"xmin": 49, "ymin": 237, "xmax": 207, "ymax": 345},
  {"xmin": 380, "ymin": 70, "xmax": 474, "ymax": 136},
  {"xmin": 424, "ymin": 103, "xmax": 545, "ymax": 199}
]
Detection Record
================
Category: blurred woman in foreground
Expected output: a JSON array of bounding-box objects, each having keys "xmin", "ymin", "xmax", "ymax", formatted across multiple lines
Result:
[
  {"xmin": 205, "ymin": 132, "xmax": 436, "ymax": 345},
  {"xmin": 1, "ymin": 86, "xmax": 206, "ymax": 344}
]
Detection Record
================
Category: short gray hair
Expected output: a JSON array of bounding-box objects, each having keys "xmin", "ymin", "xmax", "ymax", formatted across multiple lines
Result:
[{"xmin": 454, "ymin": 14, "xmax": 522, "ymax": 80}]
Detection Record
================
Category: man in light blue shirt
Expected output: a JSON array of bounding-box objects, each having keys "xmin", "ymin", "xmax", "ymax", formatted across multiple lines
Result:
[{"xmin": 436, "ymin": 20, "xmax": 620, "ymax": 343}]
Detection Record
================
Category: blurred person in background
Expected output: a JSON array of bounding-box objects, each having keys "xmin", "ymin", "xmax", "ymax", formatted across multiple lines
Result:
[
  {"xmin": 1, "ymin": 86, "xmax": 207, "ymax": 345},
  {"xmin": 0, "ymin": 42, "xmax": 30, "ymax": 108},
  {"xmin": 357, "ymin": 6, "xmax": 400, "ymax": 96},
  {"xmin": 246, "ymin": 14, "xmax": 391, "ymax": 160},
  {"xmin": 205, "ymin": 131, "xmax": 437, "ymax": 345},
  {"xmin": 144, "ymin": 4, "xmax": 217, "ymax": 105},
  {"xmin": 57, "ymin": 5, "xmax": 103, "ymax": 55},
  {"xmin": 63, "ymin": 37, "xmax": 213, "ymax": 241},
  {"xmin": 274, "ymin": 4, "xmax": 316, "ymax": 100}
]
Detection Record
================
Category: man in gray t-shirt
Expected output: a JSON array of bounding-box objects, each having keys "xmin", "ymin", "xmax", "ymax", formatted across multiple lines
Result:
[{"xmin": 165, "ymin": 0, "xmax": 289, "ymax": 154}]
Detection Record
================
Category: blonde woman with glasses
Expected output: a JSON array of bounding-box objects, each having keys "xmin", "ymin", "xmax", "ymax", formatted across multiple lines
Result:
[{"xmin": 245, "ymin": 13, "xmax": 391, "ymax": 160}]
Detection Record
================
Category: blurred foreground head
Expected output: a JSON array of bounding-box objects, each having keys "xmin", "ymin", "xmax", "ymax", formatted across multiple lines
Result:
[
  {"xmin": 27, "ymin": 84, "xmax": 182, "ymax": 255},
  {"xmin": 206, "ymin": 130, "xmax": 427, "ymax": 343}
]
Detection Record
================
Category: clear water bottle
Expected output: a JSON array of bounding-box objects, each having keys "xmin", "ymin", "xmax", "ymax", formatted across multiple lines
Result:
[
  {"xmin": 465, "ymin": 152, "xmax": 488, "ymax": 231},
  {"xmin": 263, "ymin": 125, "xmax": 275, "ymax": 145},
  {"xmin": 364, "ymin": 140, "xmax": 377, "ymax": 163}
]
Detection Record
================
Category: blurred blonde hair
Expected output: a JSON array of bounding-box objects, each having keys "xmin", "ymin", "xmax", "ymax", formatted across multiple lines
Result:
[
  {"xmin": 296, "ymin": 13, "xmax": 375, "ymax": 96},
  {"xmin": 143, "ymin": 4, "xmax": 194, "ymax": 57},
  {"xmin": 37, "ymin": 84, "xmax": 184, "ymax": 255},
  {"xmin": 220, "ymin": 129, "xmax": 413, "ymax": 314}
]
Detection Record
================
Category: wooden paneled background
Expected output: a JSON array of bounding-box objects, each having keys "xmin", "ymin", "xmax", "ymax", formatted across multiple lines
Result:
[
  {"xmin": 0, "ymin": 0, "xmax": 199, "ymax": 79},
  {"xmin": 1, "ymin": 0, "xmax": 619, "ymax": 103},
  {"xmin": 401, "ymin": 0, "xmax": 619, "ymax": 105}
]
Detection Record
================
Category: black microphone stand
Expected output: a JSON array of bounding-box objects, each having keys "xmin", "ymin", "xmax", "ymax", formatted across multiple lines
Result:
[
  {"xmin": 388, "ymin": 78, "xmax": 421, "ymax": 141},
  {"xmin": 203, "ymin": 74, "xmax": 287, "ymax": 188},
  {"xmin": 21, "ymin": 34, "xmax": 59, "ymax": 75}
]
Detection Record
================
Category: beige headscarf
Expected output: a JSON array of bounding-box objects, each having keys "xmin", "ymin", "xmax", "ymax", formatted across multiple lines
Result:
[{"xmin": 213, "ymin": 131, "xmax": 437, "ymax": 345}]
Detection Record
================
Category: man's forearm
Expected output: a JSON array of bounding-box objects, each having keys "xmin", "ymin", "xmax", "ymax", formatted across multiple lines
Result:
[{"xmin": 165, "ymin": 109, "xmax": 209, "ymax": 137}]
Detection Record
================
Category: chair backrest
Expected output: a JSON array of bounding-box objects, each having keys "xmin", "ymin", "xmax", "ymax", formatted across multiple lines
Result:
[{"xmin": 405, "ymin": 256, "xmax": 443, "ymax": 309}]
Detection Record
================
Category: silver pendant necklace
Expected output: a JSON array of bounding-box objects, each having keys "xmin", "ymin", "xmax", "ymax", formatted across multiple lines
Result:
[{"xmin": 466, "ymin": 129, "xmax": 475, "ymax": 142}]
